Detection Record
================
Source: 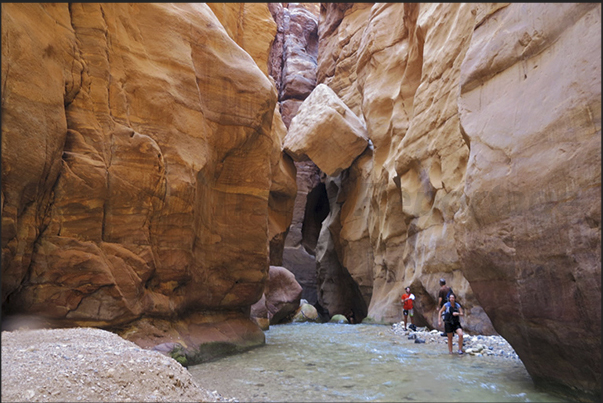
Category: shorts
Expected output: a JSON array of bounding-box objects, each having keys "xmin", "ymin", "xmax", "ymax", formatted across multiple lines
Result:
[
  {"xmin": 403, "ymin": 309, "xmax": 413, "ymax": 317},
  {"xmin": 445, "ymin": 321, "xmax": 462, "ymax": 334}
]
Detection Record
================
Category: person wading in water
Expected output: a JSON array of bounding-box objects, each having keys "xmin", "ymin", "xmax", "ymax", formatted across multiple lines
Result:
[
  {"xmin": 401, "ymin": 286, "xmax": 416, "ymax": 331},
  {"xmin": 438, "ymin": 293, "xmax": 464, "ymax": 354}
]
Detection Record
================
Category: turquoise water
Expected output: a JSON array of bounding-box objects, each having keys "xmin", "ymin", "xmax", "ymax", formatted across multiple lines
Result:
[{"xmin": 188, "ymin": 322, "xmax": 567, "ymax": 402}]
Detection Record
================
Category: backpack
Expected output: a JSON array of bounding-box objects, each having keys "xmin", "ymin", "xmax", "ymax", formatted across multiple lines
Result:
[
  {"xmin": 443, "ymin": 301, "xmax": 460, "ymax": 323},
  {"xmin": 445, "ymin": 287, "xmax": 453, "ymax": 303}
]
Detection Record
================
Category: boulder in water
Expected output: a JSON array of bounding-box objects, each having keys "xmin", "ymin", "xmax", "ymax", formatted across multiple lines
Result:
[
  {"xmin": 329, "ymin": 314, "xmax": 349, "ymax": 324},
  {"xmin": 291, "ymin": 304, "xmax": 319, "ymax": 323}
]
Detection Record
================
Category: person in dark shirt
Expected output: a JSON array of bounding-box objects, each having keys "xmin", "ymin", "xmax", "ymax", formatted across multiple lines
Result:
[
  {"xmin": 437, "ymin": 278, "xmax": 451, "ymax": 336},
  {"xmin": 438, "ymin": 293, "xmax": 464, "ymax": 354},
  {"xmin": 437, "ymin": 278, "xmax": 451, "ymax": 309}
]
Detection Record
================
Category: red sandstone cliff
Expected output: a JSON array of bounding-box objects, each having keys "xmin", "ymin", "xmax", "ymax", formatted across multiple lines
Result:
[
  {"xmin": 1, "ymin": 2, "xmax": 296, "ymax": 358},
  {"xmin": 284, "ymin": 3, "xmax": 599, "ymax": 399}
]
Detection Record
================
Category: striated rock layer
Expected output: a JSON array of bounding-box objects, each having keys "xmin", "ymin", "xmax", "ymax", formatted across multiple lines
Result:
[
  {"xmin": 1, "ymin": 3, "xmax": 297, "ymax": 362},
  {"xmin": 269, "ymin": 3, "xmax": 324, "ymax": 306},
  {"xmin": 207, "ymin": 3, "xmax": 276, "ymax": 78},
  {"xmin": 455, "ymin": 3, "xmax": 601, "ymax": 399},
  {"xmin": 313, "ymin": 3, "xmax": 600, "ymax": 400},
  {"xmin": 316, "ymin": 2, "xmax": 487, "ymax": 330}
]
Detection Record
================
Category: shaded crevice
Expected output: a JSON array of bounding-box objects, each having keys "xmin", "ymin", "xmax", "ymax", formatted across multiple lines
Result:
[{"xmin": 301, "ymin": 182, "xmax": 329, "ymax": 255}]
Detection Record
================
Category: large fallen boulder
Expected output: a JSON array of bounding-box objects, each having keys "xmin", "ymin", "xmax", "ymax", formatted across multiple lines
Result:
[
  {"xmin": 250, "ymin": 266, "xmax": 303, "ymax": 325},
  {"xmin": 283, "ymin": 84, "xmax": 369, "ymax": 176}
]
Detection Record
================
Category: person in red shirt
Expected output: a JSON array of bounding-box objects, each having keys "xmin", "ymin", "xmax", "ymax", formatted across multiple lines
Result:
[{"xmin": 401, "ymin": 286, "xmax": 415, "ymax": 331}]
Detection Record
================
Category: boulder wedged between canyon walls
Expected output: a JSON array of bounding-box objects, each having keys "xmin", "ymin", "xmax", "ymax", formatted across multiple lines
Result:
[
  {"xmin": 1, "ymin": 3, "xmax": 295, "ymax": 360},
  {"xmin": 283, "ymin": 83, "xmax": 369, "ymax": 177}
]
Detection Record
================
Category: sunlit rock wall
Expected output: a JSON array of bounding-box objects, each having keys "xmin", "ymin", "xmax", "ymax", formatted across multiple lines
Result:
[
  {"xmin": 207, "ymin": 3, "xmax": 276, "ymax": 78},
  {"xmin": 316, "ymin": 2, "xmax": 601, "ymax": 399},
  {"xmin": 316, "ymin": 3, "xmax": 493, "ymax": 332},
  {"xmin": 207, "ymin": 3, "xmax": 298, "ymax": 270},
  {"xmin": 1, "ymin": 3, "xmax": 294, "ymax": 356},
  {"xmin": 455, "ymin": 3, "xmax": 601, "ymax": 399}
]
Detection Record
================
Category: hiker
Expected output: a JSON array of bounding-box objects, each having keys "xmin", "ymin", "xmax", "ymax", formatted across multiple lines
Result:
[
  {"xmin": 437, "ymin": 278, "xmax": 452, "ymax": 310},
  {"xmin": 438, "ymin": 293, "xmax": 464, "ymax": 354},
  {"xmin": 437, "ymin": 278, "xmax": 452, "ymax": 336},
  {"xmin": 401, "ymin": 286, "xmax": 415, "ymax": 331}
]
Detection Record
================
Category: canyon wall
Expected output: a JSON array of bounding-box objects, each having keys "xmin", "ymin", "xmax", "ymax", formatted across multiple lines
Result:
[
  {"xmin": 297, "ymin": 2, "xmax": 600, "ymax": 399},
  {"xmin": 2, "ymin": 2, "xmax": 600, "ymax": 400},
  {"xmin": 1, "ymin": 3, "xmax": 297, "ymax": 360},
  {"xmin": 456, "ymin": 3, "xmax": 601, "ymax": 399},
  {"xmin": 313, "ymin": 2, "xmax": 493, "ymax": 331}
]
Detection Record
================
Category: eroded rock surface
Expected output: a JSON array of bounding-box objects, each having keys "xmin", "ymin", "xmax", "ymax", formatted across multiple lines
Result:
[
  {"xmin": 313, "ymin": 3, "xmax": 600, "ymax": 399},
  {"xmin": 283, "ymin": 84, "xmax": 369, "ymax": 177},
  {"xmin": 315, "ymin": 3, "xmax": 489, "ymax": 332},
  {"xmin": 1, "ymin": 3, "xmax": 294, "ymax": 357},
  {"xmin": 269, "ymin": 3, "xmax": 324, "ymax": 308},
  {"xmin": 268, "ymin": 3, "xmax": 319, "ymax": 128},
  {"xmin": 455, "ymin": 3, "xmax": 601, "ymax": 398},
  {"xmin": 208, "ymin": 3, "xmax": 276, "ymax": 78},
  {"xmin": 281, "ymin": 161, "xmax": 325, "ymax": 305}
]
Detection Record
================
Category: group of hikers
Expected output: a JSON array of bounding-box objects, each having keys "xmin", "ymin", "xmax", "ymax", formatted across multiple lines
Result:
[{"xmin": 400, "ymin": 278, "xmax": 464, "ymax": 355}]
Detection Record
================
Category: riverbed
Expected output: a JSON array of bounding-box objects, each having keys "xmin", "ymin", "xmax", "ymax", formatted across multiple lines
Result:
[{"xmin": 189, "ymin": 322, "xmax": 566, "ymax": 402}]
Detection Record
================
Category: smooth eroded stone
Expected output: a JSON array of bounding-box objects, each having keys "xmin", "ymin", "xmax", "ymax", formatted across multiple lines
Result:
[
  {"xmin": 329, "ymin": 314, "xmax": 349, "ymax": 324},
  {"xmin": 291, "ymin": 303, "xmax": 319, "ymax": 323},
  {"xmin": 266, "ymin": 266, "xmax": 303, "ymax": 324},
  {"xmin": 1, "ymin": 3, "xmax": 292, "ymax": 357},
  {"xmin": 283, "ymin": 84, "xmax": 368, "ymax": 176},
  {"xmin": 456, "ymin": 3, "xmax": 601, "ymax": 398}
]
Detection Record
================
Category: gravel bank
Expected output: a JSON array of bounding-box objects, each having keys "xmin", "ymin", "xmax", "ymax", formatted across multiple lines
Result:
[
  {"xmin": 390, "ymin": 322, "xmax": 520, "ymax": 359},
  {"xmin": 1, "ymin": 327, "xmax": 238, "ymax": 403}
]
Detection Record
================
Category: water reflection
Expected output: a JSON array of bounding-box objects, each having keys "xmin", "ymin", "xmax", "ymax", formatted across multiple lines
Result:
[{"xmin": 189, "ymin": 322, "xmax": 566, "ymax": 402}]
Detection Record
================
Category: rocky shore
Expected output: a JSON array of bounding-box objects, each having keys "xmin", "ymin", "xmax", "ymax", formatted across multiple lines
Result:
[
  {"xmin": 390, "ymin": 322, "xmax": 520, "ymax": 359},
  {"xmin": 1, "ymin": 327, "xmax": 238, "ymax": 403}
]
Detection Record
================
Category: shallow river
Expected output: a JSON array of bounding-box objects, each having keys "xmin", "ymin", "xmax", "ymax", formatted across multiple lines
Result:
[{"xmin": 189, "ymin": 322, "xmax": 566, "ymax": 402}]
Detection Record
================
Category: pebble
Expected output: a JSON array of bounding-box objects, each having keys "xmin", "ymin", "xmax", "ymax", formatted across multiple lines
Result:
[
  {"xmin": 391, "ymin": 322, "xmax": 520, "ymax": 360},
  {"xmin": 2, "ymin": 327, "xmax": 239, "ymax": 402}
]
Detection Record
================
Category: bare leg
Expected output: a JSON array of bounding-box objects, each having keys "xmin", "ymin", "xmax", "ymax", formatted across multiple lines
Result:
[
  {"xmin": 403, "ymin": 315, "xmax": 407, "ymax": 330},
  {"xmin": 410, "ymin": 314, "xmax": 414, "ymax": 325},
  {"xmin": 457, "ymin": 329, "xmax": 464, "ymax": 353},
  {"xmin": 447, "ymin": 333, "xmax": 453, "ymax": 354}
]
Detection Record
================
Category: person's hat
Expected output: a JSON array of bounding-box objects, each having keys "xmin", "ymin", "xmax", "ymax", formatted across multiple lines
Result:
[{"xmin": 439, "ymin": 278, "xmax": 446, "ymax": 285}]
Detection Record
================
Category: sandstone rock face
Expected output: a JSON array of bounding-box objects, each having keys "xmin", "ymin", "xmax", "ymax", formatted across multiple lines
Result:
[
  {"xmin": 268, "ymin": 3, "xmax": 324, "ymax": 308},
  {"xmin": 1, "ymin": 3, "xmax": 295, "ymax": 356},
  {"xmin": 207, "ymin": 5, "xmax": 297, "ymax": 268},
  {"xmin": 283, "ymin": 84, "xmax": 369, "ymax": 177},
  {"xmin": 315, "ymin": 3, "xmax": 490, "ymax": 332},
  {"xmin": 455, "ymin": 3, "xmax": 601, "ymax": 398},
  {"xmin": 263, "ymin": 266, "xmax": 303, "ymax": 325},
  {"xmin": 315, "ymin": 2, "xmax": 601, "ymax": 399},
  {"xmin": 281, "ymin": 161, "xmax": 325, "ymax": 304},
  {"xmin": 208, "ymin": 3, "xmax": 276, "ymax": 77},
  {"xmin": 267, "ymin": 106, "xmax": 298, "ymax": 267},
  {"xmin": 268, "ymin": 3, "xmax": 319, "ymax": 128}
]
